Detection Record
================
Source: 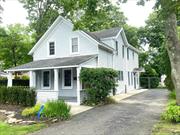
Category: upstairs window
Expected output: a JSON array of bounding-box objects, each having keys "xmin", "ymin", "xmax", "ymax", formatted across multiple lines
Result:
[
  {"xmin": 133, "ymin": 51, "xmax": 135, "ymax": 60},
  {"xmin": 122, "ymin": 45, "xmax": 125, "ymax": 58},
  {"xmin": 115, "ymin": 41, "xmax": 118, "ymax": 55},
  {"xmin": 127, "ymin": 48, "xmax": 129, "ymax": 60},
  {"xmin": 71, "ymin": 37, "xmax": 79, "ymax": 53},
  {"xmin": 49, "ymin": 42, "xmax": 55, "ymax": 55}
]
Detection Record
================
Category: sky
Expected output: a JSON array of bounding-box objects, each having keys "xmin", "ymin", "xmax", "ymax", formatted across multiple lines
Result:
[{"xmin": 1, "ymin": 0, "xmax": 156, "ymax": 27}]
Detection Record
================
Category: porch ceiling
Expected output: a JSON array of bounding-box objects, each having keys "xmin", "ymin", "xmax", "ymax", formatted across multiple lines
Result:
[{"xmin": 6, "ymin": 55, "xmax": 97, "ymax": 71}]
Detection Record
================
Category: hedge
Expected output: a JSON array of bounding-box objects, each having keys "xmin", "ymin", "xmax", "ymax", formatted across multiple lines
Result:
[
  {"xmin": 80, "ymin": 68, "xmax": 118, "ymax": 105},
  {"xmin": 0, "ymin": 79, "xmax": 29, "ymax": 86},
  {"xmin": 0, "ymin": 86, "xmax": 36, "ymax": 106}
]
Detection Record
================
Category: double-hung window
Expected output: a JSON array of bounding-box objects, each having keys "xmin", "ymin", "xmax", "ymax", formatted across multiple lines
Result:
[
  {"xmin": 127, "ymin": 48, "xmax": 129, "ymax": 60},
  {"xmin": 122, "ymin": 45, "xmax": 125, "ymax": 58},
  {"xmin": 42, "ymin": 70, "xmax": 51, "ymax": 89},
  {"xmin": 133, "ymin": 51, "xmax": 135, "ymax": 60},
  {"xmin": 49, "ymin": 42, "xmax": 55, "ymax": 55},
  {"xmin": 62, "ymin": 69, "xmax": 73, "ymax": 89},
  {"xmin": 71, "ymin": 37, "xmax": 79, "ymax": 53},
  {"xmin": 118, "ymin": 71, "xmax": 124, "ymax": 81},
  {"xmin": 115, "ymin": 41, "xmax": 118, "ymax": 55}
]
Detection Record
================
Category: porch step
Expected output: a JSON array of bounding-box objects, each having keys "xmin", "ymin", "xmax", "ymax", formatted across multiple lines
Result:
[{"xmin": 59, "ymin": 96, "xmax": 77, "ymax": 102}]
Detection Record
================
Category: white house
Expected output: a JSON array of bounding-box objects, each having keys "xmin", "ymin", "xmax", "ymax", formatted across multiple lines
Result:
[{"xmin": 6, "ymin": 16, "xmax": 142, "ymax": 105}]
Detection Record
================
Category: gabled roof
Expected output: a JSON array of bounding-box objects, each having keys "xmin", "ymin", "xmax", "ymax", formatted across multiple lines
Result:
[
  {"xmin": 28, "ymin": 15, "xmax": 139, "ymax": 55},
  {"xmin": 6, "ymin": 55, "xmax": 97, "ymax": 71}
]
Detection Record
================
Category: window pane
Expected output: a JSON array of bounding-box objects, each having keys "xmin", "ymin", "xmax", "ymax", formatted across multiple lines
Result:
[
  {"xmin": 72, "ymin": 38, "xmax": 78, "ymax": 53},
  {"xmin": 72, "ymin": 45, "xmax": 78, "ymax": 52},
  {"xmin": 122, "ymin": 46, "xmax": 124, "ymax": 58},
  {"xmin": 43, "ymin": 71, "xmax": 50, "ymax": 87},
  {"xmin": 64, "ymin": 70, "xmax": 71, "ymax": 86},
  {"xmin": 49, "ymin": 42, "xmax": 55, "ymax": 55},
  {"xmin": 127, "ymin": 48, "xmax": 129, "ymax": 60}
]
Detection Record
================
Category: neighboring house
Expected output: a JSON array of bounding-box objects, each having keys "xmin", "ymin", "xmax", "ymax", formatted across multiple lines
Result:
[
  {"xmin": 6, "ymin": 16, "xmax": 142, "ymax": 105},
  {"xmin": 0, "ymin": 71, "xmax": 8, "ymax": 78}
]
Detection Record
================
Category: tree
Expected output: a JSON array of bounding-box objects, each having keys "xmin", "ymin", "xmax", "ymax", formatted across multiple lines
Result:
[
  {"xmin": 0, "ymin": 24, "xmax": 34, "ymax": 69},
  {"xmin": 118, "ymin": 0, "xmax": 180, "ymax": 105},
  {"xmin": 19, "ymin": 0, "xmax": 127, "ymax": 40}
]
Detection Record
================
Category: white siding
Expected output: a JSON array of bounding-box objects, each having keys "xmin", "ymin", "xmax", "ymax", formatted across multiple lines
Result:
[
  {"xmin": 98, "ymin": 48, "xmax": 113, "ymax": 68},
  {"xmin": 99, "ymin": 33, "xmax": 140, "ymax": 93},
  {"xmin": 33, "ymin": 20, "xmax": 98, "ymax": 61}
]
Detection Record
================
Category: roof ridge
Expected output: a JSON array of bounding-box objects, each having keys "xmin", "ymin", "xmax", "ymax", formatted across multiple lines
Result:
[{"xmin": 90, "ymin": 27, "xmax": 121, "ymax": 34}]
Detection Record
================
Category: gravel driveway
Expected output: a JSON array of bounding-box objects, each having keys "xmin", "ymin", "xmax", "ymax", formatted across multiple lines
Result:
[{"xmin": 31, "ymin": 89, "xmax": 168, "ymax": 135}]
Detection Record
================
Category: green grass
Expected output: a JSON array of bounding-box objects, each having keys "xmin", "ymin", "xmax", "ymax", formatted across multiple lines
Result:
[
  {"xmin": 152, "ymin": 121, "xmax": 180, "ymax": 135},
  {"xmin": 0, "ymin": 121, "xmax": 46, "ymax": 135}
]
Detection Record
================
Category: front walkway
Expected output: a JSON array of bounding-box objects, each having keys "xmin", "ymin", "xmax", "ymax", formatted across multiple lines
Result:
[{"xmin": 31, "ymin": 89, "xmax": 168, "ymax": 135}]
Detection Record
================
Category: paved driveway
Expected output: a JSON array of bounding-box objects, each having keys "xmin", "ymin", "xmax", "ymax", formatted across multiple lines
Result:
[{"xmin": 31, "ymin": 89, "xmax": 168, "ymax": 135}]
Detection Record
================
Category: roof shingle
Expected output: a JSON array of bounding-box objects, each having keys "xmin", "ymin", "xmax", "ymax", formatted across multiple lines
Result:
[{"xmin": 7, "ymin": 55, "xmax": 97, "ymax": 71}]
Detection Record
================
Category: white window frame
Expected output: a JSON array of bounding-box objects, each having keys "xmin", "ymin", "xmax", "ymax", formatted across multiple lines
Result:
[
  {"xmin": 70, "ymin": 37, "xmax": 79, "ymax": 54},
  {"xmin": 41, "ymin": 70, "xmax": 51, "ymax": 89},
  {"xmin": 48, "ymin": 41, "xmax": 56, "ymax": 56},
  {"xmin": 62, "ymin": 68, "xmax": 73, "ymax": 89}
]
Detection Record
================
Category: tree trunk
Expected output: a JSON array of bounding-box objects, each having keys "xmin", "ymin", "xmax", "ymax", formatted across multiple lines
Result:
[{"xmin": 165, "ymin": 13, "xmax": 180, "ymax": 105}]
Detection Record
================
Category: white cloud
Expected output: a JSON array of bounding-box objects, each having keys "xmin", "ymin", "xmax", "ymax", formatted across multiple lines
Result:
[{"xmin": 1, "ymin": 0, "xmax": 155, "ymax": 27}]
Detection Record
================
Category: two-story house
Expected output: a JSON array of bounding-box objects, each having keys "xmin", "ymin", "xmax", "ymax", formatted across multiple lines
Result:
[{"xmin": 6, "ymin": 16, "xmax": 141, "ymax": 105}]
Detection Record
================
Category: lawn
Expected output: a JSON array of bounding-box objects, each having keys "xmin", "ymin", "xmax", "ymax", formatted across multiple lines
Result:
[
  {"xmin": 152, "ymin": 121, "xmax": 180, "ymax": 135},
  {"xmin": 0, "ymin": 121, "xmax": 46, "ymax": 135}
]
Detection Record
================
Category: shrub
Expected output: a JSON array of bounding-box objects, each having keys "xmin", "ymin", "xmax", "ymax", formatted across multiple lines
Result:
[
  {"xmin": 169, "ymin": 91, "xmax": 176, "ymax": 100},
  {"xmin": 44, "ymin": 100, "xmax": 71, "ymax": 120},
  {"xmin": 22, "ymin": 104, "xmax": 41, "ymax": 117},
  {"xmin": 22, "ymin": 100, "xmax": 71, "ymax": 120},
  {"xmin": 161, "ymin": 100, "xmax": 180, "ymax": 123},
  {"xmin": 0, "ymin": 79, "xmax": 29, "ymax": 86},
  {"xmin": 0, "ymin": 86, "xmax": 36, "ymax": 106},
  {"xmin": 80, "ymin": 68, "xmax": 118, "ymax": 106}
]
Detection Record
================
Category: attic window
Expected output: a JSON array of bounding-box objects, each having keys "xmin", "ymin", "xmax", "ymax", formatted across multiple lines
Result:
[
  {"xmin": 71, "ymin": 37, "xmax": 79, "ymax": 53},
  {"xmin": 49, "ymin": 42, "xmax": 55, "ymax": 55}
]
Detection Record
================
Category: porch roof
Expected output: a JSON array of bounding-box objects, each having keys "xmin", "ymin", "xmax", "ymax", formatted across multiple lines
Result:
[{"xmin": 6, "ymin": 55, "xmax": 97, "ymax": 72}]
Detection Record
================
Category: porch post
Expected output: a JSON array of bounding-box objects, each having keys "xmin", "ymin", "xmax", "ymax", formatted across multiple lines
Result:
[
  {"xmin": 54, "ymin": 69, "xmax": 59, "ymax": 91},
  {"xmin": 7, "ymin": 72, "xmax": 13, "ymax": 87},
  {"xmin": 77, "ymin": 67, "xmax": 81, "ymax": 105},
  {"xmin": 29, "ymin": 71, "xmax": 36, "ymax": 87}
]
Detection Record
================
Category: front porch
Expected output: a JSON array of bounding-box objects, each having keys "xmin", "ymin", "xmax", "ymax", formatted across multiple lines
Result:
[{"xmin": 7, "ymin": 67, "xmax": 83, "ymax": 105}]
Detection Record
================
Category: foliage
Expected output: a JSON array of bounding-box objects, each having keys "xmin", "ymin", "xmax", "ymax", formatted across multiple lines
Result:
[
  {"xmin": 0, "ymin": 24, "xmax": 34, "ymax": 69},
  {"xmin": 19, "ymin": 0, "xmax": 128, "ymax": 41},
  {"xmin": 169, "ymin": 90, "xmax": 176, "ymax": 100},
  {"xmin": 152, "ymin": 121, "xmax": 180, "ymax": 135},
  {"xmin": 161, "ymin": 100, "xmax": 180, "ymax": 123},
  {"xmin": 164, "ymin": 75, "xmax": 175, "ymax": 91},
  {"xmin": 140, "ymin": 65, "xmax": 159, "ymax": 88},
  {"xmin": 21, "ymin": 75, "xmax": 29, "ymax": 80},
  {"xmin": 124, "ymin": 25, "xmax": 140, "ymax": 48},
  {"xmin": 44, "ymin": 100, "xmax": 71, "ymax": 120},
  {"xmin": 22, "ymin": 100, "xmax": 71, "ymax": 120},
  {"xmin": 0, "ymin": 121, "xmax": 46, "ymax": 135},
  {"xmin": 0, "ymin": 79, "xmax": 29, "ymax": 86},
  {"xmin": 0, "ymin": 86, "xmax": 36, "ymax": 106},
  {"xmin": 22, "ymin": 104, "xmax": 41, "ymax": 117},
  {"xmin": 80, "ymin": 68, "xmax": 118, "ymax": 106}
]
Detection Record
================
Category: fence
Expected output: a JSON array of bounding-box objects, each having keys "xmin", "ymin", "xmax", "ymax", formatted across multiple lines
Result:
[
  {"xmin": 0, "ymin": 79, "xmax": 29, "ymax": 86},
  {"xmin": 140, "ymin": 77, "xmax": 160, "ymax": 89}
]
